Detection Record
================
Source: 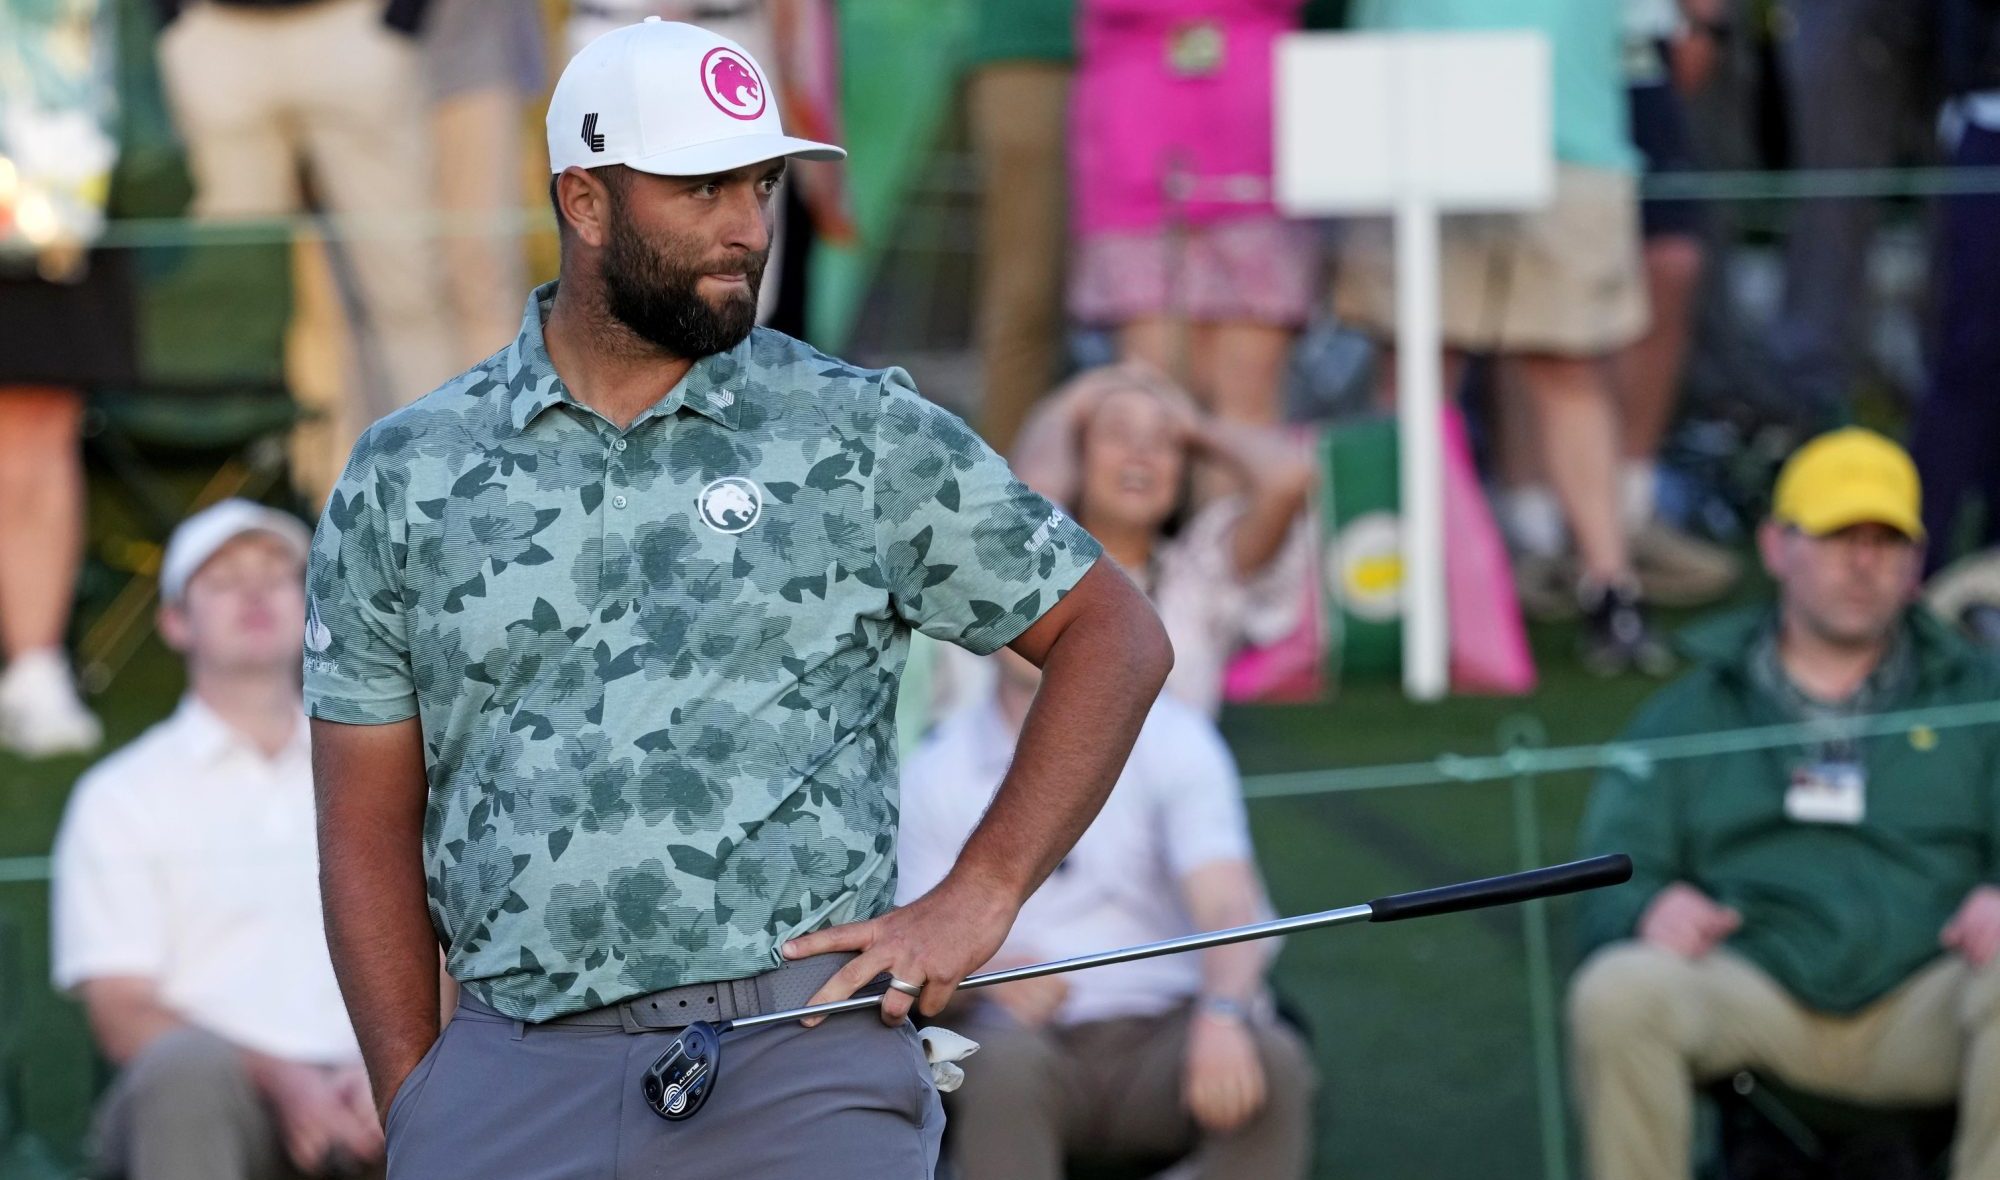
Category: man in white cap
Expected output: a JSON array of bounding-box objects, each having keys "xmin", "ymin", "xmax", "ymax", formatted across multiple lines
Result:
[
  {"xmin": 306, "ymin": 20, "xmax": 1169, "ymax": 1179},
  {"xmin": 51, "ymin": 499, "xmax": 380, "ymax": 1179}
]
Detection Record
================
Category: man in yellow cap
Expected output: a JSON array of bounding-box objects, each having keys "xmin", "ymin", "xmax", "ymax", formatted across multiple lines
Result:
[{"xmin": 1565, "ymin": 428, "xmax": 2000, "ymax": 1180}]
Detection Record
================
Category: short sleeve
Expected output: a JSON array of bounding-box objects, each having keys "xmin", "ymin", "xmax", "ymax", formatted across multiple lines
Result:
[
  {"xmin": 303, "ymin": 428, "xmax": 418, "ymax": 724},
  {"xmin": 873, "ymin": 372, "xmax": 1102, "ymax": 655},
  {"xmin": 1147, "ymin": 705, "xmax": 1256, "ymax": 880},
  {"xmin": 51, "ymin": 773, "xmax": 168, "ymax": 990}
]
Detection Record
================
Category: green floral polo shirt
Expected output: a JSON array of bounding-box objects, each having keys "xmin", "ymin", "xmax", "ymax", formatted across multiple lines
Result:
[{"xmin": 304, "ymin": 283, "xmax": 1101, "ymax": 1021}]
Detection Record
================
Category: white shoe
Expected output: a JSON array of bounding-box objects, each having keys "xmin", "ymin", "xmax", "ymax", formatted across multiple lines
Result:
[{"xmin": 0, "ymin": 649, "xmax": 103, "ymax": 758}]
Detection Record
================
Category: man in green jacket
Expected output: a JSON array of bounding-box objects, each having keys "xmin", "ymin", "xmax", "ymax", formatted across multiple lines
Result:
[{"xmin": 1570, "ymin": 428, "xmax": 2000, "ymax": 1180}]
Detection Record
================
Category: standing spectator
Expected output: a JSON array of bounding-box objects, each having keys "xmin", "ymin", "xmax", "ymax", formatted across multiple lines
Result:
[
  {"xmin": 1910, "ymin": 0, "xmax": 2000, "ymax": 574},
  {"xmin": 1611, "ymin": 0, "xmax": 1740, "ymax": 608},
  {"xmin": 898, "ymin": 651, "xmax": 1316, "ymax": 1180},
  {"xmin": 422, "ymin": 0, "xmax": 544, "ymax": 367},
  {"xmin": 52, "ymin": 500, "xmax": 381, "ymax": 1180},
  {"xmin": 1336, "ymin": 0, "xmax": 1664, "ymax": 676},
  {"xmin": 151, "ymin": 0, "xmax": 456, "ymax": 492},
  {"xmin": 1010, "ymin": 364, "xmax": 1315, "ymax": 716},
  {"xmin": 967, "ymin": 0, "xmax": 1074, "ymax": 451},
  {"xmin": 1769, "ymin": 0, "xmax": 1935, "ymax": 420},
  {"xmin": 1069, "ymin": 0, "xmax": 1317, "ymax": 428},
  {"xmin": 1569, "ymin": 430, "xmax": 2000, "ymax": 1180},
  {"xmin": 0, "ymin": 0, "xmax": 123, "ymax": 758}
]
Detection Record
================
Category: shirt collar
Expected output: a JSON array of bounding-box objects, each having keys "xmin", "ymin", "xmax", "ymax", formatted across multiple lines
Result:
[
  {"xmin": 170, "ymin": 695, "xmax": 309, "ymax": 766},
  {"xmin": 504, "ymin": 280, "xmax": 746, "ymax": 435}
]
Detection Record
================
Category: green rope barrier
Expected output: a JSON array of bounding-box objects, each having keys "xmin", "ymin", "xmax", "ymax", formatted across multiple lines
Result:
[{"xmin": 1240, "ymin": 697, "xmax": 2000, "ymax": 801}]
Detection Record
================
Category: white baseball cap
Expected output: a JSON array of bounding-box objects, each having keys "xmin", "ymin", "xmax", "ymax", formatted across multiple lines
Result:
[
  {"xmin": 160, "ymin": 499, "xmax": 311, "ymax": 603},
  {"xmin": 546, "ymin": 18, "xmax": 845, "ymax": 178}
]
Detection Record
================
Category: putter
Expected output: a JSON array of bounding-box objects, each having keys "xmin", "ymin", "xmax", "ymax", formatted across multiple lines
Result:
[{"xmin": 643, "ymin": 853, "xmax": 1633, "ymax": 1121}]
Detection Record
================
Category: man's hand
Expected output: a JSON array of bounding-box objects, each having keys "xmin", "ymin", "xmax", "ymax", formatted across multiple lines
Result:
[
  {"xmin": 1182, "ymin": 1009, "xmax": 1267, "ymax": 1134},
  {"xmin": 1638, "ymin": 882, "xmax": 1741, "ymax": 958},
  {"xmin": 247, "ymin": 1055, "xmax": 385, "ymax": 1174},
  {"xmin": 1942, "ymin": 885, "xmax": 2000, "ymax": 967},
  {"xmin": 782, "ymin": 872, "xmax": 1019, "ymax": 1026}
]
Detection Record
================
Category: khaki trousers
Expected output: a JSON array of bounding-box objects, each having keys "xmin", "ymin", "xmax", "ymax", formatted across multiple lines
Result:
[
  {"xmin": 1568, "ymin": 942, "xmax": 2000, "ymax": 1180},
  {"xmin": 90, "ymin": 1026, "xmax": 381, "ymax": 1180},
  {"xmin": 968, "ymin": 63, "xmax": 1070, "ymax": 453},
  {"xmin": 157, "ymin": 0, "xmax": 456, "ymax": 487},
  {"xmin": 430, "ymin": 88, "xmax": 529, "ymax": 370},
  {"xmin": 945, "ymin": 1005, "xmax": 1317, "ymax": 1180}
]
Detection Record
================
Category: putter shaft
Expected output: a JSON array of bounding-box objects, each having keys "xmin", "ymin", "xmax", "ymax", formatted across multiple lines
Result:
[{"xmin": 726, "ymin": 853, "xmax": 1632, "ymax": 1033}]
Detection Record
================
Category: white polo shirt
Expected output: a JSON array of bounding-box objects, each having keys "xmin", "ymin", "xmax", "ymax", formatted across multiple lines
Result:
[
  {"xmin": 896, "ymin": 693, "xmax": 1265, "ymax": 1027},
  {"xmin": 51, "ymin": 697, "xmax": 359, "ymax": 1062}
]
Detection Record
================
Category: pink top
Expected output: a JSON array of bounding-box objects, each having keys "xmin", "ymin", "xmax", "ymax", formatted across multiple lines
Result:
[{"xmin": 1070, "ymin": 0, "xmax": 1303, "ymax": 236}]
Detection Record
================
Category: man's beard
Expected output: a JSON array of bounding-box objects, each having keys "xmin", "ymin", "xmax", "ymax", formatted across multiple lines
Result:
[{"xmin": 600, "ymin": 210, "xmax": 765, "ymax": 359}]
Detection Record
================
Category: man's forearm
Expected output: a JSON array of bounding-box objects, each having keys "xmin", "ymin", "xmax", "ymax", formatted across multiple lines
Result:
[
  {"xmin": 1185, "ymin": 862, "xmax": 1272, "ymax": 1005},
  {"xmin": 950, "ymin": 591, "xmax": 1171, "ymax": 905},
  {"xmin": 313, "ymin": 720, "xmax": 444, "ymax": 1111}
]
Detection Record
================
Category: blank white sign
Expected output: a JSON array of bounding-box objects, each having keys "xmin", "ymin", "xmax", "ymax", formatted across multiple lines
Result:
[{"xmin": 1275, "ymin": 30, "xmax": 1554, "ymax": 214}]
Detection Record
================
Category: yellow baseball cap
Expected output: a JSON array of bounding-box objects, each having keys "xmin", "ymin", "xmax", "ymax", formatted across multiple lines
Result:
[{"xmin": 1771, "ymin": 427, "xmax": 1924, "ymax": 540}]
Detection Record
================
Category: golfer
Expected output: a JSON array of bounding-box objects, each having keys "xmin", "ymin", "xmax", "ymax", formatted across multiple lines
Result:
[{"xmin": 304, "ymin": 19, "xmax": 1171, "ymax": 1179}]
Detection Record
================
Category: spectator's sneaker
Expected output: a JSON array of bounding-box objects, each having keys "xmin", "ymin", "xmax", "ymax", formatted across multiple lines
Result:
[
  {"xmin": 1578, "ymin": 581, "xmax": 1674, "ymax": 679},
  {"xmin": 0, "ymin": 649, "xmax": 102, "ymax": 759},
  {"xmin": 1631, "ymin": 520, "xmax": 1742, "ymax": 608}
]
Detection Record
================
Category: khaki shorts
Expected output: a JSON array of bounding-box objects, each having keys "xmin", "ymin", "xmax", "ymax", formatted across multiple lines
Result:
[{"xmin": 1333, "ymin": 164, "xmax": 1649, "ymax": 357}]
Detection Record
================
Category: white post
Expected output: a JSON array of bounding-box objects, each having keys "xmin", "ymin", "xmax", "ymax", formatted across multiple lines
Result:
[{"xmin": 1394, "ymin": 196, "xmax": 1449, "ymax": 701}]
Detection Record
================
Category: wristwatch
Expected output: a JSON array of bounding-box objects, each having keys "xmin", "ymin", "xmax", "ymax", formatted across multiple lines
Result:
[{"xmin": 1196, "ymin": 995, "xmax": 1256, "ymax": 1024}]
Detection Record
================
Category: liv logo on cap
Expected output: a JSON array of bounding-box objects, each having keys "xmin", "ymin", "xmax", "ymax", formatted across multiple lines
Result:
[{"xmin": 701, "ymin": 47, "xmax": 766, "ymax": 120}]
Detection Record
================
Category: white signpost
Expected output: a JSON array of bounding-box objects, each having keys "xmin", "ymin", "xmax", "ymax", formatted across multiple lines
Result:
[{"xmin": 1275, "ymin": 31, "xmax": 1554, "ymax": 701}]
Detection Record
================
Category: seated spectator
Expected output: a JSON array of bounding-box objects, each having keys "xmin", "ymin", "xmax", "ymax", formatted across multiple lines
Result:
[
  {"xmin": 1008, "ymin": 364, "xmax": 1315, "ymax": 715},
  {"xmin": 51, "ymin": 500, "xmax": 380, "ymax": 1180},
  {"xmin": 897, "ymin": 650, "xmax": 1316, "ymax": 1180},
  {"xmin": 1568, "ymin": 429, "xmax": 2000, "ymax": 1180}
]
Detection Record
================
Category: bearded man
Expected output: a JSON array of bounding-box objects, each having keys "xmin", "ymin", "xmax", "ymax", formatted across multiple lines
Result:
[{"xmin": 303, "ymin": 20, "xmax": 1171, "ymax": 1179}]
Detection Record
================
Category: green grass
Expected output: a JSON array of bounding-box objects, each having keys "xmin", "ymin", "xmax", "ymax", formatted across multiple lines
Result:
[{"xmin": 0, "ymin": 557, "xmax": 1757, "ymax": 1176}]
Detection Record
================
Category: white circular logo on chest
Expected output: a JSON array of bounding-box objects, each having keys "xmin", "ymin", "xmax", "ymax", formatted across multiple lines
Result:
[{"xmin": 698, "ymin": 476, "xmax": 763, "ymax": 534}]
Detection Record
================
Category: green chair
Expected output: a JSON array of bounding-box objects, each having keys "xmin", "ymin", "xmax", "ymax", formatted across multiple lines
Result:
[
  {"xmin": 72, "ymin": 0, "xmax": 304, "ymax": 691},
  {"xmin": 1708, "ymin": 1071, "xmax": 1955, "ymax": 1180}
]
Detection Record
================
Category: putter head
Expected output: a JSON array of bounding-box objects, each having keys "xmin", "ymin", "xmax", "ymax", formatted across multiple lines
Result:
[{"xmin": 643, "ymin": 1020, "xmax": 722, "ymax": 1121}]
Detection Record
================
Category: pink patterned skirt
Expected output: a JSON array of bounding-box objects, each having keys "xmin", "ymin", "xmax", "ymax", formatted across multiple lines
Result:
[{"xmin": 1067, "ymin": 216, "xmax": 1322, "ymax": 327}]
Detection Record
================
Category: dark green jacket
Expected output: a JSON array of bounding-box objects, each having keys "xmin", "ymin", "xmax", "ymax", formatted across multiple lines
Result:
[{"xmin": 1577, "ymin": 607, "xmax": 2000, "ymax": 1013}]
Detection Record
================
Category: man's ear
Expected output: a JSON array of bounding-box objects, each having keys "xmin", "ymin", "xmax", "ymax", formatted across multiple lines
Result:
[
  {"xmin": 1755, "ymin": 520, "xmax": 1788, "ymax": 584},
  {"xmin": 555, "ymin": 166, "xmax": 614, "ymax": 250},
  {"xmin": 157, "ymin": 602, "xmax": 192, "ymax": 655}
]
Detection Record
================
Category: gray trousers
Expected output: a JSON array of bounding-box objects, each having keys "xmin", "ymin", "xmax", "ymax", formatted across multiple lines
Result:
[
  {"xmin": 1772, "ymin": 0, "xmax": 1935, "ymax": 413},
  {"xmin": 90, "ymin": 1027, "xmax": 342, "ymax": 1180},
  {"xmin": 943, "ymin": 1004, "xmax": 1318, "ymax": 1180},
  {"xmin": 385, "ymin": 993, "xmax": 944, "ymax": 1179}
]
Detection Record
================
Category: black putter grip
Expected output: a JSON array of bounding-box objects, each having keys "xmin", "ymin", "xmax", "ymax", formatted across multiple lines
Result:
[{"xmin": 1366, "ymin": 854, "xmax": 1633, "ymax": 923}]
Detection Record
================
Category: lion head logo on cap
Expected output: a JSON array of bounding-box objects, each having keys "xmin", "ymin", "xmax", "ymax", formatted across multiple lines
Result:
[
  {"xmin": 701, "ymin": 47, "xmax": 766, "ymax": 121},
  {"xmin": 698, "ymin": 476, "xmax": 763, "ymax": 534}
]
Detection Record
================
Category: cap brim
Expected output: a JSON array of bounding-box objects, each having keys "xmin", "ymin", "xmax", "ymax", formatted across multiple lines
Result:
[
  {"xmin": 1787, "ymin": 496, "xmax": 1926, "ymax": 542},
  {"xmin": 623, "ymin": 134, "xmax": 846, "ymax": 177}
]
